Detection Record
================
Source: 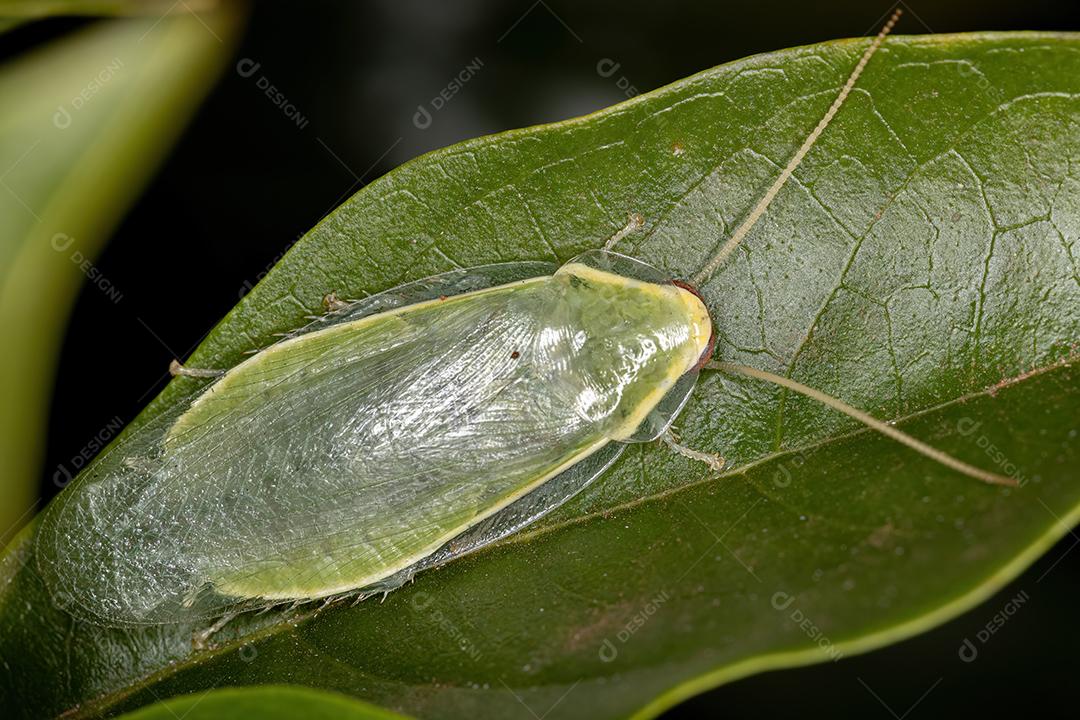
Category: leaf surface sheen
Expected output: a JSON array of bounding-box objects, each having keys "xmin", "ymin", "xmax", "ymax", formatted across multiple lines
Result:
[{"xmin": 1, "ymin": 30, "xmax": 1079, "ymax": 720}]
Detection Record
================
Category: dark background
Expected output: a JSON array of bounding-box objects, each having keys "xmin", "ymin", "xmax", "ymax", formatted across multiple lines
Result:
[{"xmin": 20, "ymin": 0, "xmax": 1080, "ymax": 716}]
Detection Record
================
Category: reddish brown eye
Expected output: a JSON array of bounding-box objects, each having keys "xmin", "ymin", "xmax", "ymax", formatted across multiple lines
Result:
[{"xmin": 671, "ymin": 279, "xmax": 703, "ymax": 301}]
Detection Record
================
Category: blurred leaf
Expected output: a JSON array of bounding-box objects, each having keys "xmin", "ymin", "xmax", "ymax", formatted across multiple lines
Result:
[
  {"xmin": 0, "ymin": 0, "xmax": 207, "ymax": 34},
  {"xmin": 0, "ymin": 0, "xmax": 199, "ymax": 20},
  {"xmin": 113, "ymin": 686, "xmax": 412, "ymax": 720},
  {"xmin": 3, "ymin": 30, "xmax": 1080, "ymax": 720},
  {"xmin": 0, "ymin": 8, "xmax": 243, "ymax": 545}
]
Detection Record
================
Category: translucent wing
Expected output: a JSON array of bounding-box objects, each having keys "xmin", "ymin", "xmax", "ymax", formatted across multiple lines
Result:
[
  {"xmin": 367, "ymin": 441, "xmax": 627, "ymax": 595},
  {"xmin": 36, "ymin": 264, "xmax": 614, "ymax": 625},
  {"xmin": 294, "ymin": 261, "xmax": 557, "ymax": 335},
  {"xmin": 37, "ymin": 253, "xmax": 710, "ymax": 627}
]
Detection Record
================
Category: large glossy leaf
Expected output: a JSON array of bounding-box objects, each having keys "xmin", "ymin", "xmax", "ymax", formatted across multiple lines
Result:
[
  {"xmin": 2, "ymin": 30, "xmax": 1078, "ymax": 720},
  {"xmin": 0, "ymin": 9, "xmax": 243, "ymax": 544}
]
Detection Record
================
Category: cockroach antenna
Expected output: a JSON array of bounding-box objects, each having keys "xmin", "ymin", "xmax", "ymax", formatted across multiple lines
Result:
[
  {"xmin": 708, "ymin": 362, "xmax": 1017, "ymax": 486},
  {"xmin": 692, "ymin": 9, "xmax": 1015, "ymax": 487},
  {"xmin": 692, "ymin": 8, "xmax": 903, "ymax": 287}
]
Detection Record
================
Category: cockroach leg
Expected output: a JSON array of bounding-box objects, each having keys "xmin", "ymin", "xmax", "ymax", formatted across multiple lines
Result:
[
  {"xmin": 662, "ymin": 429, "xmax": 725, "ymax": 473},
  {"xmin": 322, "ymin": 291, "xmax": 350, "ymax": 312},
  {"xmin": 169, "ymin": 359, "xmax": 226, "ymax": 379},
  {"xmin": 603, "ymin": 212, "xmax": 645, "ymax": 251},
  {"xmin": 192, "ymin": 610, "xmax": 238, "ymax": 649}
]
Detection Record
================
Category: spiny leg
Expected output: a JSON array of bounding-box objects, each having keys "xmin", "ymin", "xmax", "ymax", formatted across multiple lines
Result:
[
  {"xmin": 604, "ymin": 212, "xmax": 645, "ymax": 251},
  {"xmin": 706, "ymin": 361, "xmax": 1015, "ymax": 487},
  {"xmin": 192, "ymin": 609, "xmax": 239, "ymax": 649},
  {"xmin": 169, "ymin": 359, "xmax": 226, "ymax": 379},
  {"xmin": 322, "ymin": 291, "xmax": 350, "ymax": 312},
  {"xmin": 662, "ymin": 428, "xmax": 725, "ymax": 473},
  {"xmin": 691, "ymin": 8, "xmax": 902, "ymax": 287}
]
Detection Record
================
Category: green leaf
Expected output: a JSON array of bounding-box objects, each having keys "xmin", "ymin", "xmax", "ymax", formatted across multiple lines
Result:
[
  {"xmin": 0, "ymin": 0, "xmax": 187, "ymax": 20},
  {"xmin": 0, "ymin": 9, "xmax": 243, "ymax": 545},
  {"xmin": 0, "ymin": 0, "xmax": 199, "ymax": 35},
  {"xmin": 112, "ymin": 686, "xmax": 412, "ymax": 720},
  {"xmin": 3, "ymin": 30, "xmax": 1079, "ymax": 720}
]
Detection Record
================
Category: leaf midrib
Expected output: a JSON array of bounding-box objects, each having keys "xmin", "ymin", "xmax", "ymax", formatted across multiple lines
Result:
[{"xmin": 512, "ymin": 355, "xmax": 1072, "ymax": 544}]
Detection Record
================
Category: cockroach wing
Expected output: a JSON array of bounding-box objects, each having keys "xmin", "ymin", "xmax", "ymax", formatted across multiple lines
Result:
[
  {"xmin": 368, "ymin": 440, "xmax": 627, "ymax": 595},
  {"xmin": 295, "ymin": 261, "xmax": 558, "ymax": 336},
  {"xmin": 36, "ymin": 257, "xmax": 710, "ymax": 626}
]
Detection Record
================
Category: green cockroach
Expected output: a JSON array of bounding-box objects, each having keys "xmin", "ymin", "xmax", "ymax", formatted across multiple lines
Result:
[{"xmin": 35, "ymin": 10, "xmax": 1012, "ymax": 628}]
